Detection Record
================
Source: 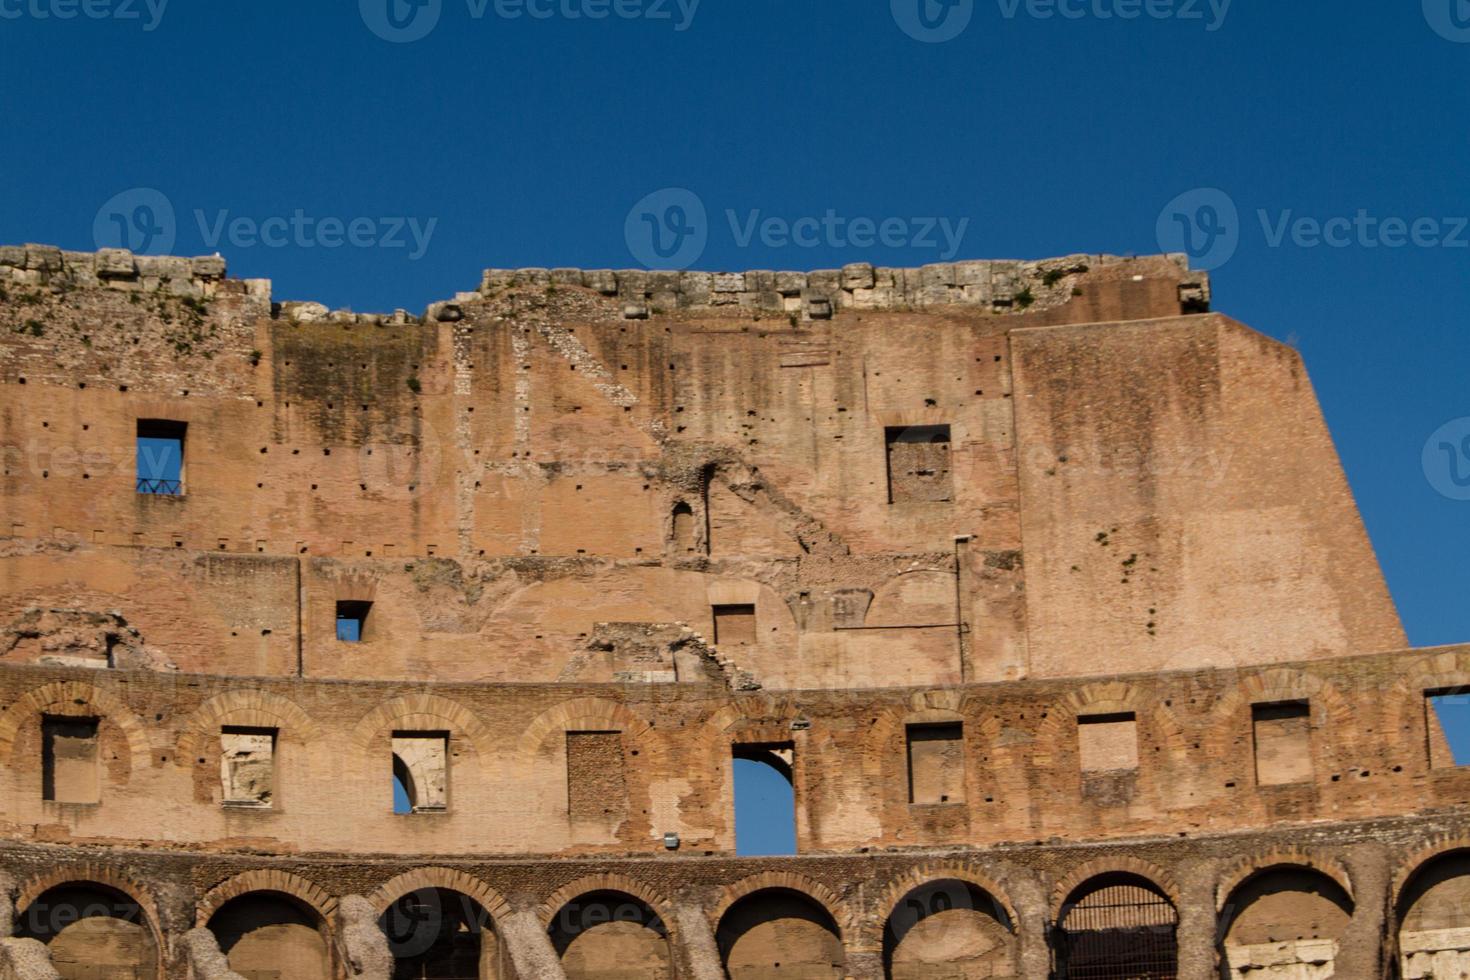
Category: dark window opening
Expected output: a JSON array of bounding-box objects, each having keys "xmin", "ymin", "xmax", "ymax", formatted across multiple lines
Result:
[
  {"xmin": 136, "ymin": 419, "xmax": 186, "ymax": 495},
  {"xmin": 1426, "ymin": 689, "xmax": 1470, "ymax": 768},
  {"xmin": 336, "ymin": 600, "xmax": 372, "ymax": 642},
  {"xmin": 885, "ymin": 424, "xmax": 953, "ymax": 504},
  {"xmin": 1055, "ymin": 873, "xmax": 1178, "ymax": 979},
  {"xmin": 42, "ymin": 716, "xmax": 100, "ymax": 804},
  {"xmin": 713, "ymin": 604, "xmax": 757, "ymax": 646},
  {"xmin": 733, "ymin": 742, "xmax": 795, "ymax": 856}
]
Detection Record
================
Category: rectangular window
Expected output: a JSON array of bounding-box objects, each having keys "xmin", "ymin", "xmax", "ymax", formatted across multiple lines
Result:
[
  {"xmin": 885, "ymin": 424, "xmax": 953, "ymax": 504},
  {"xmin": 567, "ymin": 731, "xmax": 628, "ymax": 822},
  {"xmin": 733, "ymin": 742, "xmax": 796, "ymax": 856},
  {"xmin": 42, "ymin": 716, "xmax": 100, "ymax": 804},
  {"xmin": 221, "ymin": 727, "xmax": 276, "ymax": 807},
  {"xmin": 392, "ymin": 732, "xmax": 448, "ymax": 813},
  {"xmin": 713, "ymin": 604, "xmax": 757, "ymax": 646},
  {"xmin": 1427, "ymin": 689, "xmax": 1470, "ymax": 769},
  {"xmin": 1078, "ymin": 713, "xmax": 1139, "ymax": 773},
  {"xmin": 907, "ymin": 723, "xmax": 964, "ymax": 804},
  {"xmin": 1252, "ymin": 701, "xmax": 1313, "ymax": 786},
  {"xmin": 336, "ymin": 600, "xmax": 372, "ymax": 642},
  {"xmin": 136, "ymin": 419, "xmax": 186, "ymax": 495}
]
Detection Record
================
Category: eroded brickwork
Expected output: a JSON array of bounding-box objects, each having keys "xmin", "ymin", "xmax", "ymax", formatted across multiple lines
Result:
[{"xmin": 0, "ymin": 243, "xmax": 1457, "ymax": 978}]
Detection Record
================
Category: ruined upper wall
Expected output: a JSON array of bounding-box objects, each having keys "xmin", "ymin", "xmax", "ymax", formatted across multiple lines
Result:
[{"xmin": 0, "ymin": 242, "xmax": 1402, "ymax": 688}]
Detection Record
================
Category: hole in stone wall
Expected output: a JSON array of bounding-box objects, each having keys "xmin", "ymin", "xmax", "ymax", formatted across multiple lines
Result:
[
  {"xmin": 906, "ymin": 723, "xmax": 964, "ymax": 804},
  {"xmin": 42, "ymin": 715, "xmax": 100, "ymax": 804},
  {"xmin": 392, "ymin": 732, "xmax": 448, "ymax": 813},
  {"xmin": 1252, "ymin": 701, "xmax": 1313, "ymax": 786},
  {"xmin": 732, "ymin": 743, "xmax": 796, "ymax": 856},
  {"xmin": 1077, "ymin": 713, "xmax": 1138, "ymax": 774},
  {"xmin": 136, "ymin": 419, "xmax": 186, "ymax": 495},
  {"xmin": 221, "ymin": 726, "xmax": 276, "ymax": 807},
  {"xmin": 885, "ymin": 424, "xmax": 953, "ymax": 504},
  {"xmin": 713, "ymin": 604, "xmax": 757, "ymax": 646},
  {"xmin": 336, "ymin": 600, "xmax": 372, "ymax": 642}
]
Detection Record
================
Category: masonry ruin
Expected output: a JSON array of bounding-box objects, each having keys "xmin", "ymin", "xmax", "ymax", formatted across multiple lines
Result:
[{"xmin": 0, "ymin": 240, "xmax": 1463, "ymax": 978}]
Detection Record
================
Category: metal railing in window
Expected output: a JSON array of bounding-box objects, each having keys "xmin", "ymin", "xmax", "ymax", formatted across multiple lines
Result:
[{"xmin": 136, "ymin": 478, "xmax": 183, "ymax": 495}]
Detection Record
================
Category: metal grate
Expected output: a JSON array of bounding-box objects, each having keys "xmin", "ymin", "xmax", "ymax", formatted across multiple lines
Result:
[
  {"xmin": 1056, "ymin": 884, "xmax": 1178, "ymax": 979},
  {"xmin": 136, "ymin": 478, "xmax": 182, "ymax": 495}
]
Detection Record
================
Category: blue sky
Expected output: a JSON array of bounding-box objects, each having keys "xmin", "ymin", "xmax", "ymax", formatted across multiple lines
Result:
[{"xmin": 4, "ymin": 2, "xmax": 1470, "ymax": 813}]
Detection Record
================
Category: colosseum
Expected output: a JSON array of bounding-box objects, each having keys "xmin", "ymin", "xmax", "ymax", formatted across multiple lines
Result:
[{"xmin": 0, "ymin": 242, "xmax": 1464, "ymax": 979}]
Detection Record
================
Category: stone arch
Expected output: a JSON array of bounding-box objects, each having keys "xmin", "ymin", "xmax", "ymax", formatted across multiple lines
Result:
[
  {"xmin": 175, "ymin": 688, "xmax": 322, "ymax": 761},
  {"xmin": 1216, "ymin": 850, "xmax": 1355, "ymax": 911},
  {"xmin": 518, "ymin": 698, "xmax": 654, "ymax": 760},
  {"xmin": 1051, "ymin": 858, "xmax": 1179, "ymax": 919},
  {"xmin": 713, "ymin": 872, "xmax": 850, "ymax": 937},
  {"xmin": 1391, "ymin": 652, "xmax": 1470, "ymax": 770},
  {"xmin": 203, "ymin": 875, "xmax": 335, "ymax": 980},
  {"xmin": 871, "ymin": 865, "xmax": 1019, "ymax": 944},
  {"xmin": 1217, "ymin": 862, "xmax": 1353, "ymax": 978},
  {"xmin": 368, "ymin": 868, "xmax": 511, "ymax": 922},
  {"xmin": 1394, "ymin": 839, "xmax": 1470, "ymax": 977},
  {"xmin": 1198, "ymin": 668, "xmax": 1353, "ymax": 772},
  {"xmin": 865, "ymin": 569, "xmax": 956, "ymax": 627},
  {"xmin": 13, "ymin": 869, "xmax": 165, "ymax": 980},
  {"xmin": 706, "ymin": 696, "xmax": 805, "ymax": 745},
  {"xmin": 372, "ymin": 868, "xmax": 512, "ymax": 980},
  {"xmin": 0, "ymin": 679, "xmax": 152, "ymax": 771},
  {"xmin": 1053, "ymin": 865, "xmax": 1179, "ymax": 980},
  {"xmin": 542, "ymin": 876, "xmax": 677, "ymax": 980},
  {"xmin": 715, "ymin": 874, "xmax": 849, "ymax": 980},
  {"xmin": 197, "ymin": 870, "xmax": 337, "ymax": 924},
  {"xmin": 538, "ymin": 874, "xmax": 673, "ymax": 928},
  {"xmin": 352, "ymin": 693, "xmax": 494, "ymax": 759}
]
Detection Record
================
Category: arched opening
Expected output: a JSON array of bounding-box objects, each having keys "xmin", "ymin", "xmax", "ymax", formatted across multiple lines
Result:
[
  {"xmin": 380, "ymin": 887, "xmax": 506, "ymax": 979},
  {"xmin": 548, "ymin": 890, "xmax": 672, "ymax": 979},
  {"xmin": 15, "ymin": 882, "xmax": 159, "ymax": 980},
  {"xmin": 718, "ymin": 888, "xmax": 845, "ymax": 979},
  {"xmin": 1054, "ymin": 873, "xmax": 1177, "ymax": 979},
  {"xmin": 882, "ymin": 879, "xmax": 1016, "ymax": 978},
  {"xmin": 393, "ymin": 752, "xmax": 417, "ymax": 814},
  {"xmin": 733, "ymin": 743, "xmax": 796, "ymax": 856},
  {"xmin": 1219, "ymin": 867, "xmax": 1352, "ymax": 978},
  {"xmin": 672, "ymin": 501, "xmax": 696, "ymax": 554},
  {"xmin": 1397, "ymin": 851, "xmax": 1470, "ymax": 977},
  {"xmin": 207, "ymin": 891, "xmax": 331, "ymax": 980}
]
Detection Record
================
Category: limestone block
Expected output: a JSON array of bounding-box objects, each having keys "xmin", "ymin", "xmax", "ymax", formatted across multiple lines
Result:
[
  {"xmin": 712, "ymin": 272, "xmax": 746, "ymax": 293},
  {"xmin": 95, "ymin": 249, "xmax": 138, "ymax": 280},
  {"xmin": 808, "ymin": 269, "xmax": 841, "ymax": 293},
  {"xmin": 841, "ymin": 262, "xmax": 875, "ymax": 289},
  {"xmin": 190, "ymin": 255, "xmax": 227, "ymax": 279},
  {"xmin": 23, "ymin": 245, "xmax": 62, "ymax": 271},
  {"xmin": 549, "ymin": 267, "xmax": 583, "ymax": 285},
  {"xmin": 774, "ymin": 271, "xmax": 807, "ymax": 295},
  {"xmin": 0, "ymin": 246, "xmax": 24, "ymax": 267},
  {"xmin": 921, "ymin": 262, "xmax": 957, "ymax": 286}
]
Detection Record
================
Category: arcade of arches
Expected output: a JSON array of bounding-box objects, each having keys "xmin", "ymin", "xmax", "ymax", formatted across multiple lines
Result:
[{"xmin": 6, "ymin": 845, "xmax": 1470, "ymax": 979}]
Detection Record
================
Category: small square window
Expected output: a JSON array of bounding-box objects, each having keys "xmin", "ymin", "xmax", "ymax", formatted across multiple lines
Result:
[
  {"xmin": 1252, "ymin": 701, "xmax": 1313, "ymax": 786},
  {"xmin": 713, "ymin": 604, "xmax": 757, "ymax": 646},
  {"xmin": 42, "ymin": 716, "xmax": 100, "ymax": 804},
  {"xmin": 885, "ymin": 424, "xmax": 953, "ymax": 504},
  {"xmin": 1426, "ymin": 689, "xmax": 1470, "ymax": 769},
  {"xmin": 221, "ymin": 727, "xmax": 276, "ymax": 807},
  {"xmin": 392, "ymin": 732, "xmax": 448, "ymax": 813},
  {"xmin": 1078, "ymin": 713, "xmax": 1139, "ymax": 774},
  {"xmin": 907, "ymin": 723, "xmax": 964, "ymax": 804},
  {"xmin": 336, "ymin": 601, "xmax": 372, "ymax": 642},
  {"xmin": 136, "ymin": 419, "xmax": 186, "ymax": 495}
]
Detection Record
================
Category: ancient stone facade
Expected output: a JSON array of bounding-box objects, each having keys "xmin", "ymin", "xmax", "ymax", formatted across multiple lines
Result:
[{"xmin": 0, "ymin": 242, "xmax": 1460, "ymax": 978}]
